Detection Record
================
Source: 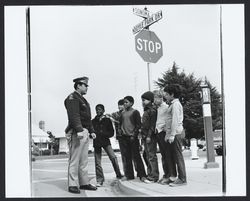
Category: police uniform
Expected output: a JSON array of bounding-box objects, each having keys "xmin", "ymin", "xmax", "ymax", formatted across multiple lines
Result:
[{"xmin": 64, "ymin": 76, "xmax": 97, "ymax": 193}]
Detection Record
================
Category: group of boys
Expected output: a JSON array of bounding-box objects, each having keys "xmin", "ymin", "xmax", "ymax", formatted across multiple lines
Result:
[
  {"xmin": 105, "ymin": 85, "xmax": 187, "ymax": 187},
  {"xmin": 64, "ymin": 76, "xmax": 187, "ymax": 194}
]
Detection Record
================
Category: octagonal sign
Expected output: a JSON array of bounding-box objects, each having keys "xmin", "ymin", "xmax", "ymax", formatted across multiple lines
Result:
[{"xmin": 135, "ymin": 29, "xmax": 163, "ymax": 63}]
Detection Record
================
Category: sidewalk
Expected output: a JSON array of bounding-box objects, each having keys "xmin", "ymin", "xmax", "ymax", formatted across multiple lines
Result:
[
  {"xmin": 32, "ymin": 151, "xmax": 223, "ymax": 197},
  {"xmin": 115, "ymin": 153, "xmax": 223, "ymax": 197}
]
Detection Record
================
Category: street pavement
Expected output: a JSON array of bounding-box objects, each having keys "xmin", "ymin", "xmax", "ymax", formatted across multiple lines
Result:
[{"xmin": 32, "ymin": 150, "xmax": 223, "ymax": 197}]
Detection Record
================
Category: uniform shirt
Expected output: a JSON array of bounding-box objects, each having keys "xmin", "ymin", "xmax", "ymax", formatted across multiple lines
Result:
[
  {"xmin": 120, "ymin": 108, "xmax": 141, "ymax": 137},
  {"xmin": 64, "ymin": 91, "xmax": 95, "ymax": 134},
  {"xmin": 165, "ymin": 99, "xmax": 184, "ymax": 140},
  {"xmin": 155, "ymin": 102, "xmax": 169, "ymax": 133}
]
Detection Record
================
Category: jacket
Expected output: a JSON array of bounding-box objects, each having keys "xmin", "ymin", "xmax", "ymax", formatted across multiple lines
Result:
[
  {"xmin": 92, "ymin": 115, "xmax": 114, "ymax": 147},
  {"xmin": 64, "ymin": 91, "xmax": 95, "ymax": 134},
  {"xmin": 110, "ymin": 111, "xmax": 123, "ymax": 138},
  {"xmin": 141, "ymin": 104, "xmax": 157, "ymax": 139}
]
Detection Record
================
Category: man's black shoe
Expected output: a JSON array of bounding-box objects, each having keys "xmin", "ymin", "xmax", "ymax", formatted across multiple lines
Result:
[
  {"xmin": 68, "ymin": 186, "xmax": 80, "ymax": 194},
  {"xmin": 80, "ymin": 184, "xmax": 97, "ymax": 191}
]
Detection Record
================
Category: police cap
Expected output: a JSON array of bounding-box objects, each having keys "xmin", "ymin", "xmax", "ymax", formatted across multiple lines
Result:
[{"xmin": 73, "ymin": 76, "xmax": 89, "ymax": 87}]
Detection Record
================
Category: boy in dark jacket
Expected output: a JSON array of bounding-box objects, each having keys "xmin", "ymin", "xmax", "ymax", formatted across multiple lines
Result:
[
  {"xmin": 118, "ymin": 96, "xmax": 150, "ymax": 183},
  {"xmin": 141, "ymin": 91, "xmax": 159, "ymax": 182},
  {"xmin": 92, "ymin": 104, "xmax": 123, "ymax": 187}
]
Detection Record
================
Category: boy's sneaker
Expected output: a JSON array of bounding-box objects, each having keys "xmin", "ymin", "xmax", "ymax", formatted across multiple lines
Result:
[
  {"xmin": 116, "ymin": 174, "xmax": 125, "ymax": 179},
  {"xmin": 160, "ymin": 178, "xmax": 174, "ymax": 185},
  {"xmin": 158, "ymin": 177, "xmax": 165, "ymax": 183},
  {"xmin": 169, "ymin": 178, "xmax": 187, "ymax": 187},
  {"xmin": 140, "ymin": 177, "xmax": 152, "ymax": 184},
  {"xmin": 147, "ymin": 176, "xmax": 158, "ymax": 183},
  {"xmin": 96, "ymin": 182, "xmax": 103, "ymax": 187}
]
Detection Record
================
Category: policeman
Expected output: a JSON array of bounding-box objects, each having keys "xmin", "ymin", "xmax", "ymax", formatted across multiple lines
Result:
[{"xmin": 64, "ymin": 76, "xmax": 97, "ymax": 193}]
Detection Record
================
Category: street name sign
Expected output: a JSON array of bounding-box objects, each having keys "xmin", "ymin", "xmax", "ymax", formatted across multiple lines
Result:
[
  {"xmin": 133, "ymin": 8, "xmax": 150, "ymax": 18},
  {"xmin": 135, "ymin": 29, "xmax": 163, "ymax": 63},
  {"xmin": 132, "ymin": 10, "xmax": 162, "ymax": 34}
]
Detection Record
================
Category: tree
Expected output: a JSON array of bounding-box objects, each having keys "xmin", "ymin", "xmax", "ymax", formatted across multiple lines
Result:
[
  {"xmin": 155, "ymin": 62, "xmax": 222, "ymax": 139},
  {"xmin": 47, "ymin": 131, "xmax": 59, "ymax": 155}
]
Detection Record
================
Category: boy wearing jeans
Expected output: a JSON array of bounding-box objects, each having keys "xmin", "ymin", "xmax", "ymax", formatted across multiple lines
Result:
[
  {"xmin": 163, "ymin": 84, "xmax": 187, "ymax": 186},
  {"xmin": 118, "ymin": 96, "xmax": 150, "ymax": 183},
  {"xmin": 153, "ymin": 90, "xmax": 177, "ymax": 184},
  {"xmin": 92, "ymin": 104, "xmax": 123, "ymax": 187},
  {"xmin": 141, "ymin": 91, "xmax": 159, "ymax": 182}
]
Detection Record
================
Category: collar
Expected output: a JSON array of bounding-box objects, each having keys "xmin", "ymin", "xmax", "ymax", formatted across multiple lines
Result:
[
  {"xmin": 74, "ymin": 90, "xmax": 82, "ymax": 96},
  {"xmin": 95, "ymin": 115, "xmax": 105, "ymax": 121},
  {"xmin": 159, "ymin": 102, "xmax": 167, "ymax": 108},
  {"xmin": 144, "ymin": 104, "xmax": 153, "ymax": 111},
  {"xmin": 170, "ymin": 99, "xmax": 179, "ymax": 105}
]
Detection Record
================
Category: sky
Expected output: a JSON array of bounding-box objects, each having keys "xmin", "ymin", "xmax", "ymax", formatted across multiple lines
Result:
[{"xmin": 30, "ymin": 5, "xmax": 221, "ymax": 134}]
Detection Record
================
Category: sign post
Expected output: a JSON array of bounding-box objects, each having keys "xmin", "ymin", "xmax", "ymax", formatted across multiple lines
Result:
[
  {"xmin": 132, "ymin": 7, "xmax": 163, "ymax": 91},
  {"xmin": 200, "ymin": 82, "xmax": 219, "ymax": 169}
]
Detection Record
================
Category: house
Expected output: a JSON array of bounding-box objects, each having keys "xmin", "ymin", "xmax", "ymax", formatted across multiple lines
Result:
[
  {"xmin": 55, "ymin": 133, "xmax": 119, "ymax": 154},
  {"xmin": 32, "ymin": 124, "xmax": 50, "ymax": 150},
  {"xmin": 54, "ymin": 132, "xmax": 94, "ymax": 154},
  {"xmin": 54, "ymin": 132, "xmax": 69, "ymax": 154}
]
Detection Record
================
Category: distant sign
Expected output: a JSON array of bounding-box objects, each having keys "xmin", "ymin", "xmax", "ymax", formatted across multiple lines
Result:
[
  {"xmin": 132, "ymin": 10, "xmax": 162, "ymax": 34},
  {"xmin": 135, "ymin": 30, "xmax": 163, "ymax": 63},
  {"xmin": 133, "ymin": 8, "xmax": 150, "ymax": 18}
]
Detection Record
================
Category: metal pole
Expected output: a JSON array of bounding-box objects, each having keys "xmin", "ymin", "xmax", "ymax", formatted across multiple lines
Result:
[
  {"xmin": 26, "ymin": 7, "xmax": 32, "ymax": 196},
  {"xmin": 147, "ymin": 62, "xmax": 151, "ymax": 91},
  {"xmin": 145, "ymin": 14, "xmax": 151, "ymax": 91},
  {"xmin": 220, "ymin": 5, "xmax": 226, "ymax": 194}
]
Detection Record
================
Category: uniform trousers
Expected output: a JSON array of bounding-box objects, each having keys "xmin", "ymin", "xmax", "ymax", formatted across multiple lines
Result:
[{"xmin": 68, "ymin": 133, "xmax": 89, "ymax": 187}]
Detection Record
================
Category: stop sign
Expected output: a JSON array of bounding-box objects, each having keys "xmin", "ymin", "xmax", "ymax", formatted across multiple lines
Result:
[{"xmin": 135, "ymin": 29, "xmax": 163, "ymax": 63}]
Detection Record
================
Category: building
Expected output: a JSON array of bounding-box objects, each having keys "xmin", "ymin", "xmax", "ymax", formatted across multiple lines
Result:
[
  {"xmin": 32, "ymin": 123, "xmax": 50, "ymax": 150},
  {"xmin": 54, "ymin": 133, "xmax": 119, "ymax": 154}
]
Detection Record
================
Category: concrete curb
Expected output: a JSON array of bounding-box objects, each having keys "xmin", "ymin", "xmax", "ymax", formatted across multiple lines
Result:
[{"xmin": 117, "ymin": 178, "xmax": 166, "ymax": 197}]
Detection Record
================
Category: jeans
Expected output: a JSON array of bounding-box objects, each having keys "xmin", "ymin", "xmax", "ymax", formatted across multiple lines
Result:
[
  {"xmin": 144, "ymin": 134, "xmax": 159, "ymax": 180},
  {"xmin": 142, "ymin": 149, "xmax": 150, "ymax": 175},
  {"xmin": 156, "ymin": 131, "xmax": 177, "ymax": 178},
  {"xmin": 165, "ymin": 134, "xmax": 186, "ymax": 182},
  {"xmin": 94, "ymin": 144, "xmax": 122, "ymax": 183},
  {"xmin": 119, "ymin": 136, "xmax": 147, "ymax": 179}
]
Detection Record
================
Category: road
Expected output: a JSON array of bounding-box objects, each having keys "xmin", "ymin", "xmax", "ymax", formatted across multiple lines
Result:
[
  {"xmin": 32, "ymin": 150, "xmax": 211, "ymax": 197},
  {"xmin": 32, "ymin": 152, "xmax": 127, "ymax": 197}
]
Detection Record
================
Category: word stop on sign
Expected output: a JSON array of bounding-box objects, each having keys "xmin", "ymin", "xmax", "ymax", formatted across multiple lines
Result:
[
  {"xmin": 136, "ymin": 38, "xmax": 162, "ymax": 54},
  {"xmin": 135, "ymin": 30, "xmax": 163, "ymax": 63}
]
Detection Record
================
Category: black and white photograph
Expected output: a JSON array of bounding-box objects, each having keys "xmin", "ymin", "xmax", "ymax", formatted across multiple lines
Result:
[{"xmin": 4, "ymin": 3, "xmax": 245, "ymax": 198}]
